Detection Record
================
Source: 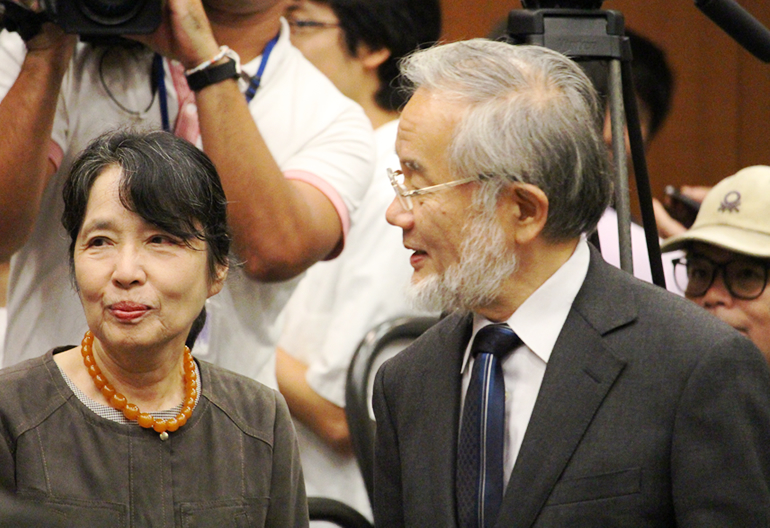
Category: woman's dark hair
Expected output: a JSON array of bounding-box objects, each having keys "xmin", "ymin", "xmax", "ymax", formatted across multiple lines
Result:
[
  {"xmin": 320, "ymin": 0, "xmax": 442, "ymax": 112},
  {"xmin": 62, "ymin": 128, "xmax": 231, "ymax": 282}
]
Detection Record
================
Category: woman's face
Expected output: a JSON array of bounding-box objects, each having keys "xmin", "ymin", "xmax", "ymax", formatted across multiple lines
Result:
[{"xmin": 74, "ymin": 166, "xmax": 225, "ymax": 353}]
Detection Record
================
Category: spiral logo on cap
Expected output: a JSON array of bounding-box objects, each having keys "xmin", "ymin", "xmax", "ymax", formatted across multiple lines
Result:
[{"xmin": 718, "ymin": 191, "xmax": 741, "ymax": 213}]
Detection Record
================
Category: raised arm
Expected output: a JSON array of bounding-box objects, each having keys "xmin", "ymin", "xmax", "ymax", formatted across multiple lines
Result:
[
  {"xmin": 0, "ymin": 26, "xmax": 76, "ymax": 261},
  {"xmin": 132, "ymin": 0, "xmax": 358, "ymax": 282}
]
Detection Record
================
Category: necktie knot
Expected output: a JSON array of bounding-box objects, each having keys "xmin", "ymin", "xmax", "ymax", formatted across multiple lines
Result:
[{"xmin": 471, "ymin": 324, "xmax": 521, "ymax": 359}]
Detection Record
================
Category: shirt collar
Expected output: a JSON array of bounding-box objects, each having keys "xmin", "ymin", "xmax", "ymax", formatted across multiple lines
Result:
[
  {"xmin": 239, "ymin": 17, "xmax": 289, "ymax": 78},
  {"xmin": 461, "ymin": 237, "xmax": 591, "ymax": 373}
]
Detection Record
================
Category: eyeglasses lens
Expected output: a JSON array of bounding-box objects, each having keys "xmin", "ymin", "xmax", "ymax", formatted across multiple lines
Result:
[
  {"xmin": 677, "ymin": 257, "xmax": 767, "ymax": 300},
  {"xmin": 387, "ymin": 169, "xmax": 413, "ymax": 210}
]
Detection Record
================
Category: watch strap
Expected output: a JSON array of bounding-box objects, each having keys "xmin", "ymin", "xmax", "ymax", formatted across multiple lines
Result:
[{"xmin": 186, "ymin": 59, "xmax": 239, "ymax": 91}]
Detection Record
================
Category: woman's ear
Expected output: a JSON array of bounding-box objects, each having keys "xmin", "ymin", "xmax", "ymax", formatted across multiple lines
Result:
[
  {"xmin": 500, "ymin": 182, "xmax": 549, "ymax": 245},
  {"xmin": 208, "ymin": 264, "xmax": 229, "ymax": 297}
]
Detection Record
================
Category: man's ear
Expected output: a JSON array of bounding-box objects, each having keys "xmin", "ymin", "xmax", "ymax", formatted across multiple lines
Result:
[
  {"xmin": 357, "ymin": 45, "xmax": 391, "ymax": 71},
  {"xmin": 501, "ymin": 182, "xmax": 549, "ymax": 245}
]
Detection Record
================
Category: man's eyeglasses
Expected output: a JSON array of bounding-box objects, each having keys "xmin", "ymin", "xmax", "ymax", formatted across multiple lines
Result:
[
  {"xmin": 287, "ymin": 18, "xmax": 341, "ymax": 34},
  {"xmin": 672, "ymin": 255, "xmax": 770, "ymax": 300},
  {"xmin": 387, "ymin": 168, "xmax": 478, "ymax": 211}
]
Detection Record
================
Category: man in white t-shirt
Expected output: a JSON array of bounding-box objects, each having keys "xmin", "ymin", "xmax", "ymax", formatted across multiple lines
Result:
[
  {"xmin": 0, "ymin": 0, "xmax": 374, "ymax": 387},
  {"xmin": 276, "ymin": 0, "xmax": 441, "ymax": 519}
]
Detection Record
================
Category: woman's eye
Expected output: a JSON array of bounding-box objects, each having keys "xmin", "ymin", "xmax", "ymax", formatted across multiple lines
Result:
[
  {"xmin": 149, "ymin": 234, "xmax": 182, "ymax": 246},
  {"xmin": 150, "ymin": 235, "xmax": 171, "ymax": 244},
  {"xmin": 88, "ymin": 237, "xmax": 108, "ymax": 247}
]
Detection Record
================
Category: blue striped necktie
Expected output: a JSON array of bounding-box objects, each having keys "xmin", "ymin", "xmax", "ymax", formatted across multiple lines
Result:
[{"xmin": 457, "ymin": 323, "xmax": 521, "ymax": 528}]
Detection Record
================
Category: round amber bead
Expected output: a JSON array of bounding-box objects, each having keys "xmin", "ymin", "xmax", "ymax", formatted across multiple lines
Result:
[
  {"xmin": 152, "ymin": 419, "xmax": 167, "ymax": 433},
  {"xmin": 181, "ymin": 406, "xmax": 193, "ymax": 420},
  {"xmin": 101, "ymin": 384, "xmax": 116, "ymax": 400},
  {"xmin": 184, "ymin": 396, "xmax": 196, "ymax": 408},
  {"xmin": 88, "ymin": 364, "xmax": 101, "ymax": 377},
  {"xmin": 175, "ymin": 414, "xmax": 188, "ymax": 428},
  {"xmin": 83, "ymin": 354, "xmax": 95, "ymax": 367},
  {"xmin": 165, "ymin": 417, "xmax": 179, "ymax": 432},
  {"xmin": 92, "ymin": 373, "xmax": 107, "ymax": 390},
  {"xmin": 184, "ymin": 359, "xmax": 195, "ymax": 375},
  {"xmin": 81, "ymin": 345, "xmax": 91, "ymax": 357},
  {"xmin": 123, "ymin": 403, "xmax": 140, "ymax": 421},
  {"xmin": 110, "ymin": 393, "xmax": 127, "ymax": 410},
  {"xmin": 83, "ymin": 332, "xmax": 94, "ymax": 345},
  {"xmin": 137, "ymin": 413, "xmax": 154, "ymax": 428}
]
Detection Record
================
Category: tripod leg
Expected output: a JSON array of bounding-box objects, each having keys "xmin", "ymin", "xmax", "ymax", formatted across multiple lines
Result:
[
  {"xmin": 621, "ymin": 60, "xmax": 667, "ymax": 288},
  {"xmin": 608, "ymin": 58, "xmax": 634, "ymax": 275}
]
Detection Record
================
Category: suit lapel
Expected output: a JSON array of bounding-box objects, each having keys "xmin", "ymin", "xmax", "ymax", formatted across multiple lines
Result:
[
  {"xmin": 418, "ymin": 312, "xmax": 472, "ymax": 524},
  {"xmin": 495, "ymin": 248, "xmax": 636, "ymax": 528}
]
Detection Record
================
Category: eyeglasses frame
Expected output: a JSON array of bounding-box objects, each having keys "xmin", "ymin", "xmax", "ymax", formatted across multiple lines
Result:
[
  {"xmin": 672, "ymin": 255, "xmax": 770, "ymax": 300},
  {"xmin": 387, "ymin": 168, "xmax": 478, "ymax": 211},
  {"xmin": 287, "ymin": 18, "xmax": 341, "ymax": 32}
]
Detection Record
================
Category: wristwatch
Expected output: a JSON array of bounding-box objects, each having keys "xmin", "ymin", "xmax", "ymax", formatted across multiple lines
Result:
[{"xmin": 185, "ymin": 47, "xmax": 241, "ymax": 91}]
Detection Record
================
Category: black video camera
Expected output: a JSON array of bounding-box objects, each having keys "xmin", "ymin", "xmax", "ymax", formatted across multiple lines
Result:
[{"xmin": 0, "ymin": 0, "xmax": 161, "ymax": 40}]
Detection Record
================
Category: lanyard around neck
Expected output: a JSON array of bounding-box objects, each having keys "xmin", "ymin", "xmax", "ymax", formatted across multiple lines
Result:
[
  {"xmin": 157, "ymin": 32, "xmax": 280, "ymax": 132},
  {"xmin": 244, "ymin": 34, "xmax": 279, "ymax": 103}
]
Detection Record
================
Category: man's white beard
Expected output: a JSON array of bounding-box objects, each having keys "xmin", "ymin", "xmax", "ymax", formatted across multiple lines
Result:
[{"xmin": 406, "ymin": 213, "xmax": 518, "ymax": 313}]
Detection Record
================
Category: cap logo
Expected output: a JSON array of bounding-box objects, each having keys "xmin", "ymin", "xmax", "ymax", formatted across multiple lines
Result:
[{"xmin": 718, "ymin": 190, "xmax": 741, "ymax": 213}]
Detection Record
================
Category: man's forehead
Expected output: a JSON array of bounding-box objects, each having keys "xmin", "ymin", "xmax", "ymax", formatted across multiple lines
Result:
[
  {"xmin": 690, "ymin": 242, "xmax": 759, "ymax": 262},
  {"xmin": 396, "ymin": 89, "xmax": 464, "ymax": 155}
]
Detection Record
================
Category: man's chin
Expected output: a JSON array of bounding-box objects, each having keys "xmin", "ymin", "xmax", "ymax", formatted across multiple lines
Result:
[{"xmin": 406, "ymin": 274, "xmax": 453, "ymax": 313}]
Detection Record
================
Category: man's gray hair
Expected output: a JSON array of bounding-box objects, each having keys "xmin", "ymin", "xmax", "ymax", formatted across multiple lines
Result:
[{"xmin": 399, "ymin": 39, "xmax": 613, "ymax": 241}]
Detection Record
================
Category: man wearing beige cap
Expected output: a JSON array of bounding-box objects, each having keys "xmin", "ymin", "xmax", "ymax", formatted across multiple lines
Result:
[{"xmin": 661, "ymin": 165, "xmax": 770, "ymax": 360}]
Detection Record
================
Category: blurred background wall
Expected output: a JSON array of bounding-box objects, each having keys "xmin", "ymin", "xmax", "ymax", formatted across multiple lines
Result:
[{"xmin": 439, "ymin": 0, "xmax": 770, "ymax": 207}]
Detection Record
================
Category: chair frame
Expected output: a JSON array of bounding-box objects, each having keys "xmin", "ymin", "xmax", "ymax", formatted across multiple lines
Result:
[{"xmin": 344, "ymin": 315, "xmax": 440, "ymax": 505}]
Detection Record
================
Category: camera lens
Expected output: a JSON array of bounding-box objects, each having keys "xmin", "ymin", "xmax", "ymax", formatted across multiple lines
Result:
[{"xmin": 78, "ymin": 0, "xmax": 145, "ymax": 25}]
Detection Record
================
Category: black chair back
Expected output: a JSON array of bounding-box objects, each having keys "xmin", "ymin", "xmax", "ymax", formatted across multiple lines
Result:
[{"xmin": 344, "ymin": 316, "xmax": 440, "ymax": 505}]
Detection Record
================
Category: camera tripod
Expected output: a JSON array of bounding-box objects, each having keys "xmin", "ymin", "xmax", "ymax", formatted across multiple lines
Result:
[
  {"xmin": 505, "ymin": 0, "xmax": 770, "ymax": 289},
  {"xmin": 506, "ymin": 0, "xmax": 666, "ymax": 288}
]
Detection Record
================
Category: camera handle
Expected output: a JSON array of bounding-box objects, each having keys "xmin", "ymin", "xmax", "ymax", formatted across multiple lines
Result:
[
  {"xmin": 506, "ymin": 7, "xmax": 667, "ymax": 288},
  {"xmin": 0, "ymin": 0, "xmax": 48, "ymax": 41}
]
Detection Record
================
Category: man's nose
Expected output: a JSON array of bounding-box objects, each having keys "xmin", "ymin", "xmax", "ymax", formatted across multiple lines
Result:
[
  {"xmin": 699, "ymin": 270, "xmax": 733, "ymax": 309},
  {"xmin": 385, "ymin": 196, "xmax": 413, "ymax": 230}
]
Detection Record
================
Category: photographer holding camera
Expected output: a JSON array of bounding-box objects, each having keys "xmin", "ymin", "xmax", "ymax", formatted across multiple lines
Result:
[{"xmin": 0, "ymin": 0, "xmax": 374, "ymax": 387}]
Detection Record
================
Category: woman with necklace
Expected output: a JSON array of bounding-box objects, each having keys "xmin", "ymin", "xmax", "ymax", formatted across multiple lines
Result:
[{"xmin": 0, "ymin": 129, "xmax": 308, "ymax": 527}]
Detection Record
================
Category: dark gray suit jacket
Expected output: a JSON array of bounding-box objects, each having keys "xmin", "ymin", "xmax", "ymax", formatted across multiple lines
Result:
[{"xmin": 373, "ymin": 247, "xmax": 770, "ymax": 527}]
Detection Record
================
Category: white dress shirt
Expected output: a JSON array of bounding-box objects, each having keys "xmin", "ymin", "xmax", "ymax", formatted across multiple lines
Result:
[{"xmin": 460, "ymin": 238, "xmax": 590, "ymax": 486}]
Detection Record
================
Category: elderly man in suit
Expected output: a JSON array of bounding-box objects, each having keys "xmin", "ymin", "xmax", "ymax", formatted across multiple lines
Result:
[{"xmin": 372, "ymin": 39, "xmax": 770, "ymax": 527}]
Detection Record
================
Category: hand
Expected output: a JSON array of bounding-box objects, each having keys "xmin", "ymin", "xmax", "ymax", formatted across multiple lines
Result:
[
  {"xmin": 653, "ymin": 198, "xmax": 687, "ymax": 239},
  {"xmin": 126, "ymin": 0, "xmax": 220, "ymax": 69},
  {"xmin": 654, "ymin": 185, "xmax": 711, "ymax": 239},
  {"xmin": 23, "ymin": 22, "xmax": 77, "ymax": 70},
  {"xmin": 678, "ymin": 185, "xmax": 711, "ymax": 203}
]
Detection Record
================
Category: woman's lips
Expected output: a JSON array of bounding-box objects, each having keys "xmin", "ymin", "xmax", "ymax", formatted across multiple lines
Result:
[{"xmin": 109, "ymin": 301, "xmax": 149, "ymax": 321}]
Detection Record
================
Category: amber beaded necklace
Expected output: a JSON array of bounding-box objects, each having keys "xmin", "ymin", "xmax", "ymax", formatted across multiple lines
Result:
[{"xmin": 81, "ymin": 330, "xmax": 198, "ymax": 441}]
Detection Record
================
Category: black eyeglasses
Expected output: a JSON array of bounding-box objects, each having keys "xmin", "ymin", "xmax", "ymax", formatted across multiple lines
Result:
[{"xmin": 672, "ymin": 255, "xmax": 770, "ymax": 300}]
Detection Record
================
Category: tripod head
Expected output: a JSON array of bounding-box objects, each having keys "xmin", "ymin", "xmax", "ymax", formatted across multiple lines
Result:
[
  {"xmin": 521, "ymin": 1, "xmax": 603, "ymax": 8},
  {"xmin": 508, "ymin": 1, "xmax": 667, "ymax": 287}
]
